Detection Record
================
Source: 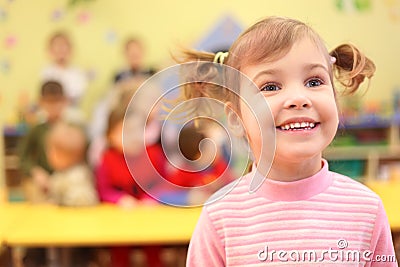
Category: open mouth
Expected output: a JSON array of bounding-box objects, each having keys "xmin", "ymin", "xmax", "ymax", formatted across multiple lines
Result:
[{"xmin": 277, "ymin": 121, "xmax": 320, "ymax": 131}]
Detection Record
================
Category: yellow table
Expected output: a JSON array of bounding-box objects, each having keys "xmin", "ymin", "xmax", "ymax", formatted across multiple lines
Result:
[
  {"xmin": 3, "ymin": 203, "xmax": 202, "ymax": 247},
  {"xmin": 365, "ymin": 181, "xmax": 400, "ymax": 231},
  {"xmin": 0, "ymin": 203, "xmax": 28, "ymax": 245}
]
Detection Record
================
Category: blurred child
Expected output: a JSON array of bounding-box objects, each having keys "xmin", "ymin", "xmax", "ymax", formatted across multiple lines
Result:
[
  {"xmin": 167, "ymin": 123, "xmax": 231, "ymax": 187},
  {"xmin": 96, "ymin": 101, "xmax": 164, "ymax": 267},
  {"xmin": 44, "ymin": 120, "xmax": 99, "ymax": 267},
  {"xmin": 161, "ymin": 123, "xmax": 234, "ymax": 206},
  {"xmin": 41, "ymin": 31, "xmax": 88, "ymax": 106},
  {"xmin": 46, "ymin": 120, "xmax": 98, "ymax": 206},
  {"xmin": 114, "ymin": 37, "xmax": 156, "ymax": 84},
  {"xmin": 19, "ymin": 80, "xmax": 67, "ymax": 203},
  {"xmin": 20, "ymin": 81, "xmax": 94, "ymax": 267},
  {"xmin": 96, "ymin": 104, "xmax": 148, "ymax": 206},
  {"xmin": 87, "ymin": 77, "xmax": 147, "ymax": 167}
]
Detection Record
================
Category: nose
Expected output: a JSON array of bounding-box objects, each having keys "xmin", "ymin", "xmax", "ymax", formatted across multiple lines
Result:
[{"xmin": 283, "ymin": 89, "xmax": 312, "ymax": 109}]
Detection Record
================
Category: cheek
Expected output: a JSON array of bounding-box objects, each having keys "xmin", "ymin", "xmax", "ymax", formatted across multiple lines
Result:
[
  {"xmin": 321, "ymin": 95, "xmax": 339, "ymax": 125},
  {"xmin": 317, "ymin": 94, "xmax": 340, "ymax": 143},
  {"xmin": 239, "ymin": 101, "xmax": 269, "ymax": 160},
  {"xmin": 240, "ymin": 102, "xmax": 260, "ymax": 134}
]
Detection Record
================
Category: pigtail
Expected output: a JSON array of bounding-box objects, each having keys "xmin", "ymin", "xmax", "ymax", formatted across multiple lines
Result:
[
  {"xmin": 174, "ymin": 49, "xmax": 229, "ymax": 101},
  {"xmin": 167, "ymin": 49, "xmax": 231, "ymax": 121},
  {"xmin": 173, "ymin": 48, "xmax": 216, "ymax": 64},
  {"xmin": 330, "ymin": 44, "xmax": 376, "ymax": 95}
]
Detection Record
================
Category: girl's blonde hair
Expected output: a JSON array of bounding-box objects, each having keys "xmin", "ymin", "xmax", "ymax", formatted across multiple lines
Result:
[{"xmin": 174, "ymin": 16, "xmax": 375, "ymax": 111}]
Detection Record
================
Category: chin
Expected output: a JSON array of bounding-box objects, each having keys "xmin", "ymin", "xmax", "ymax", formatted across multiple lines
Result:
[{"xmin": 276, "ymin": 147, "xmax": 322, "ymax": 163}]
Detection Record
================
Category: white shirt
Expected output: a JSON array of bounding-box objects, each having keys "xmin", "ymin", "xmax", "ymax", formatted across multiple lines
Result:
[{"xmin": 41, "ymin": 64, "xmax": 88, "ymax": 105}]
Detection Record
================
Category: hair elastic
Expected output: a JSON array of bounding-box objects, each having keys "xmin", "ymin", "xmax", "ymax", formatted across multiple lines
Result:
[
  {"xmin": 330, "ymin": 56, "xmax": 336, "ymax": 64},
  {"xmin": 213, "ymin": 52, "xmax": 229, "ymax": 65}
]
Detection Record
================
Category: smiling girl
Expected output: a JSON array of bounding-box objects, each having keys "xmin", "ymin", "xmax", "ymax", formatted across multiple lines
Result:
[{"xmin": 180, "ymin": 17, "xmax": 396, "ymax": 266}]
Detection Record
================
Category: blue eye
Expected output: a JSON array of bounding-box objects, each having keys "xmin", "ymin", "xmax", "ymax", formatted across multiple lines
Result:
[
  {"xmin": 306, "ymin": 78, "xmax": 323, "ymax": 88},
  {"xmin": 260, "ymin": 84, "xmax": 280, "ymax": 91}
]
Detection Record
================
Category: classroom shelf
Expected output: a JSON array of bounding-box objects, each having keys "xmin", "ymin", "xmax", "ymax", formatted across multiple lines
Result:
[{"xmin": 324, "ymin": 118, "xmax": 400, "ymax": 182}]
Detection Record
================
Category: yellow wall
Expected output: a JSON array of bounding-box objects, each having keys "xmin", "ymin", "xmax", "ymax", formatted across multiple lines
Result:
[{"xmin": 1, "ymin": 0, "xmax": 400, "ymax": 124}]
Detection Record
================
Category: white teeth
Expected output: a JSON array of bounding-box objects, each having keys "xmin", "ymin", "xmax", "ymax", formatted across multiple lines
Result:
[{"xmin": 279, "ymin": 121, "xmax": 316, "ymax": 130}]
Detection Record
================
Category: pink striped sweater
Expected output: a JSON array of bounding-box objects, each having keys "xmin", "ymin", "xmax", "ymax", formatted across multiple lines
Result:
[{"xmin": 187, "ymin": 160, "xmax": 397, "ymax": 266}]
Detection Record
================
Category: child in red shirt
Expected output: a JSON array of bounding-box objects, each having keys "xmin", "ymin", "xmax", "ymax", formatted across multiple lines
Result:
[{"xmin": 96, "ymin": 104, "xmax": 164, "ymax": 267}]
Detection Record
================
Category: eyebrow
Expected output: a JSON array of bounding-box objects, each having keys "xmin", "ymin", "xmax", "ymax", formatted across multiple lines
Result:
[
  {"xmin": 306, "ymin": 63, "xmax": 329, "ymax": 73},
  {"xmin": 252, "ymin": 69, "xmax": 277, "ymax": 83},
  {"xmin": 251, "ymin": 63, "xmax": 329, "ymax": 82}
]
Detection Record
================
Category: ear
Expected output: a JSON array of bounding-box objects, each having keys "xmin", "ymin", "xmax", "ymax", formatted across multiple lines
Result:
[{"xmin": 224, "ymin": 102, "xmax": 245, "ymax": 137}]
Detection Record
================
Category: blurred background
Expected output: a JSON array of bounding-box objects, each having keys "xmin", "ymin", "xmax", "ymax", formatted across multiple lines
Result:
[
  {"xmin": 1, "ymin": 0, "xmax": 399, "ymax": 121},
  {"xmin": 1, "ymin": 0, "xmax": 400, "ymax": 266}
]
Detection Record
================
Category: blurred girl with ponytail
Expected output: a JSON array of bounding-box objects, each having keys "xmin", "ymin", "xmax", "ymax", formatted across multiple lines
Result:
[{"xmin": 180, "ymin": 16, "xmax": 396, "ymax": 266}]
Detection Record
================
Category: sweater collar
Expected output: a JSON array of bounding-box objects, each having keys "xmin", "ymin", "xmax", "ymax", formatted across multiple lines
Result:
[{"xmin": 248, "ymin": 159, "xmax": 332, "ymax": 201}]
